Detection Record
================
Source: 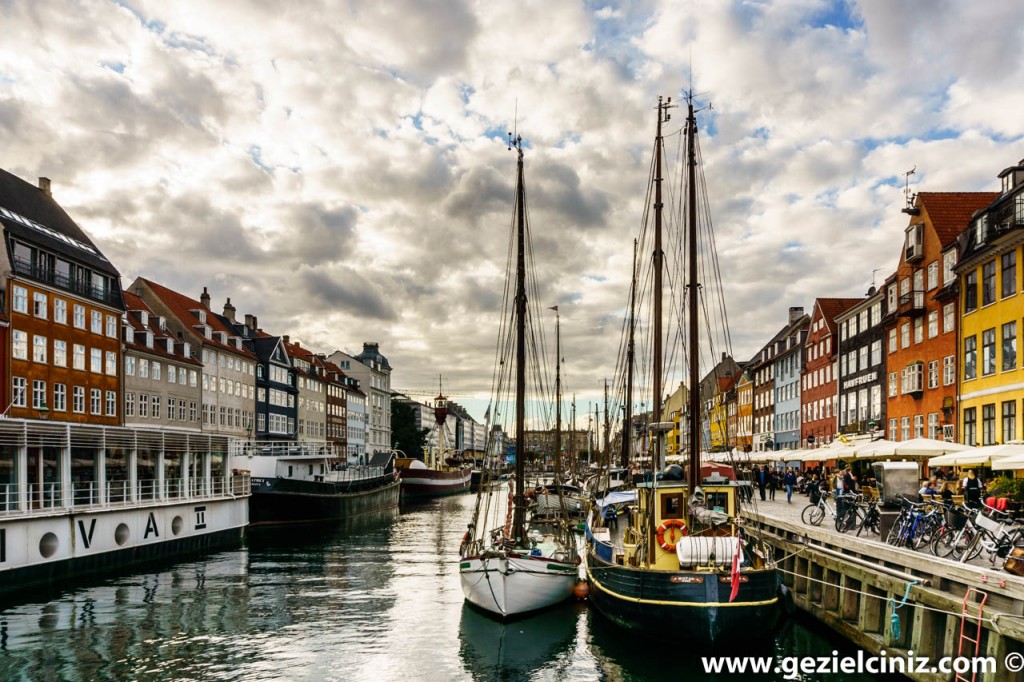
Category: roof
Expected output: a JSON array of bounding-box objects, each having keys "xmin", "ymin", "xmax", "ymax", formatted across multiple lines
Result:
[
  {"xmin": 137, "ymin": 278, "xmax": 256, "ymax": 359},
  {"xmin": 0, "ymin": 169, "xmax": 120, "ymax": 279},
  {"xmin": 355, "ymin": 342, "xmax": 391, "ymax": 370},
  {"xmin": 814, "ymin": 298, "xmax": 862, "ymax": 334},
  {"xmin": 122, "ymin": 290, "xmax": 202, "ymax": 366},
  {"xmin": 917, "ymin": 192, "xmax": 1000, "ymax": 247}
]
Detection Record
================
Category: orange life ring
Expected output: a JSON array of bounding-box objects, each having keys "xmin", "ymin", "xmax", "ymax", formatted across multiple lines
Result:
[{"xmin": 656, "ymin": 519, "xmax": 687, "ymax": 551}]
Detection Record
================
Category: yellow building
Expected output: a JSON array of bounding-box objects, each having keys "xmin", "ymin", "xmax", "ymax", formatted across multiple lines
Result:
[
  {"xmin": 956, "ymin": 159, "xmax": 1024, "ymax": 445},
  {"xmin": 661, "ymin": 382, "xmax": 689, "ymax": 457}
]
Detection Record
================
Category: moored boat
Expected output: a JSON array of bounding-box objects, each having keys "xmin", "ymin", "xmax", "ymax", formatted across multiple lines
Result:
[
  {"xmin": 398, "ymin": 389, "xmax": 472, "ymax": 498},
  {"xmin": 239, "ymin": 442, "xmax": 400, "ymax": 524}
]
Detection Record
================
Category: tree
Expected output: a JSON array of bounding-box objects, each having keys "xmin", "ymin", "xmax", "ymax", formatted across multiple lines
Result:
[{"xmin": 392, "ymin": 400, "xmax": 430, "ymax": 459}]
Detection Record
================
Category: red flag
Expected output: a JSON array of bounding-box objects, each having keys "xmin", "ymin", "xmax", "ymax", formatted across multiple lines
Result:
[{"xmin": 729, "ymin": 532, "xmax": 743, "ymax": 603}]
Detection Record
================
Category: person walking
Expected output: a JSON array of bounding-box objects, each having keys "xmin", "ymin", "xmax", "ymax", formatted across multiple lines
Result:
[
  {"xmin": 757, "ymin": 465, "xmax": 767, "ymax": 501},
  {"xmin": 783, "ymin": 467, "xmax": 797, "ymax": 504},
  {"xmin": 768, "ymin": 468, "xmax": 777, "ymax": 501},
  {"xmin": 963, "ymin": 469, "xmax": 982, "ymax": 509}
]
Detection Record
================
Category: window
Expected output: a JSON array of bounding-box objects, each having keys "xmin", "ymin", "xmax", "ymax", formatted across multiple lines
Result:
[
  {"xmin": 889, "ymin": 372, "xmax": 898, "ymax": 397},
  {"xmin": 12, "ymin": 330, "xmax": 27, "ymax": 360},
  {"xmin": 889, "ymin": 418, "xmax": 897, "ymax": 441},
  {"xmin": 106, "ymin": 315, "xmax": 117, "ymax": 337},
  {"xmin": 964, "ymin": 336, "xmax": 977, "ymax": 380},
  {"xmin": 178, "ymin": 400, "xmax": 186, "ymax": 421},
  {"xmin": 190, "ymin": 370, "xmax": 198, "ymax": 388},
  {"xmin": 126, "ymin": 356, "xmax": 136, "ymax": 376},
  {"xmin": 168, "ymin": 365, "xmax": 176, "ymax": 384},
  {"xmin": 871, "ymin": 340, "xmax": 882, "ymax": 366},
  {"xmin": 1002, "ymin": 251, "xmax": 1017, "ymax": 298},
  {"xmin": 73, "ymin": 344, "xmax": 85, "ymax": 370},
  {"xmin": 870, "ymin": 385, "xmax": 881, "ymax": 419},
  {"xmin": 901, "ymin": 416, "xmax": 910, "ymax": 441},
  {"xmin": 901, "ymin": 362, "xmax": 923, "ymax": 394},
  {"xmin": 33, "ymin": 292, "xmax": 47, "ymax": 318},
  {"xmin": 943, "ymin": 303, "xmax": 955, "ymax": 334},
  {"xmin": 90, "ymin": 388, "xmax": 101, "ymax": 415},
  {"xmin": 51, "ymin": 340, "xmax": 66, "ymax": 367},
  {"xmin": 11, "ymin": 377, "xmax": 26, "ymax": 407},
  {"xmin": 1003, "ymin": 401, "xmax": 1017, "ymax": 443},
  {"xmin": 1003, "ymin": 322, "xmax": 1017, "ymax": 371},
  {"xmin": 887, "ymin": 285, "xmax": 897, "ymax": 314},
  {"xmin": 54, "ymin": 383, "xmax": 66, "ymax": 412},
  {"xmin": 982, "ymin": 403, "xmax": 996, "ymax": 445},
  {"xmin": 73, "ymin": 386, "xmax": 85, "ymax": 413},
  {"xmin": 73, "ymin": 304, "xmax": 85, "ymax": 328},
  {"xmin": 152, "ymin": 362, "xmax": 161, "ymax": 381},
  {"xmin": 139, "ymin": 394, "xmax": 149, "ymax": 418},
  {"xmin": 928, "ymin": 413, "xmax": 939, "ymax": 440},
  {"xmin": 54, "ymin": 298, "xmax": 66, "ymax": 324},
  {"xmin": 12, "ymin": 285, "xmax": 27, "ymax": 314},
  {"xmin": 139, "ymin": 358, "xmax": 149, "ymax": 378},
  {"xmin": 943, "ymin": 250, "xmax": 956, "ymax": 285},
  {"xmin": 90, "ymin": 348, "xmax": 102, "ymax": 373},
  {"xmin": 982, "ymin": 328, "xmax": 996, "ymax": 376},
  {"xmin": 927, "ymin": 310, "xmax": 938, "ymax": 338},
  {"xmin": 963, "ymin": 406, "xmax": 977, "ymax": 446},
  {"xmin": 901, "ymin": 323, "xmax": 910, "ymax": 349},
  {"xmin": 889, "ymin": 328, "xmax": 897, "ymax": 354},
  {"xmin": 964, "ymin": 271, "xmax": 978, "ymax": 313},
  {"xmin": 105, "ymin": 351, "xmax": 117, "ymax": 376},
  {"xmin": 928, "ymin": 360, "xmax": 939, "ymax": 389},
  {"xmin": 91, "ymin": 310, "xmax": 103, "ymax": 334},
  {"xmin": 982, "ymin": 261, "xmax": 996, "ymax": 306},
  {"xmin": 152, "ymin": 396, "xmax": 161, "ymax": 419},
  {"xmin": 858, "ymin": 346, "xmax": 868, "ymax": 372},
  {"xmin": 167, "ymin": 398, "xmax": 176, "ymax": 421},
  {"xmin": 927, "ymin": 261, "xmax": 938, "ymax": 290},
  {"xmin": 125, "ymin": 392, "xmax": 135, "ymax": 417},
  {"xmin": 943, "ymin": 355, "xmax": 955, "ymax": 386},
  {"xmin": 189, "ymin": 401, "xmax": 197, "ymax": 422},
  {"xmin": 914, "ymin": 414, "xmax": 924, "ymax": 439},
  {"xmin": 913, "ymin": 317, "xmax": 923, "ymax": 344},
  {"xmin": 32, "ymin": 335, "xmax": 46, "ymax": 363},
  {"xmin": 32, "ymin": 380, "xmax": 46, "ymax": 409}
]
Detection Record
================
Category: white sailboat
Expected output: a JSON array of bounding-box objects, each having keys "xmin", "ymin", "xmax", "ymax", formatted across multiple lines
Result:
[{"xmin": 459, "ymin": 132, "xmax": 579, "ymax": 618}]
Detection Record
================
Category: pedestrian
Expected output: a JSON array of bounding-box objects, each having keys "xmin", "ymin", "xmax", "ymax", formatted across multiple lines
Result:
[
  {"xmin": 757, "ymin": 465, "xmax": 767, "ymax": 501},
  {"xmin": 768, "ymin": 468, "xmax": 777, "ymax": 501},
  {"xmin": 783, "ymin": 467, "xmax": 797, "ymax": 504},
  {"xmin": 962, "ymin": 468, "xmax": 982, "ymax": 509}
]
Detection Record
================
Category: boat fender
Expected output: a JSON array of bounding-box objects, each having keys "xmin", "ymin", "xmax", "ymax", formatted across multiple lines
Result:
[
  {"xmin": 655, "ymin": 518, "xmax": 687, "ymax": 551},
  {"xmin": 778, "ymin": 583, "xmax": 796, "ymax": 615}
]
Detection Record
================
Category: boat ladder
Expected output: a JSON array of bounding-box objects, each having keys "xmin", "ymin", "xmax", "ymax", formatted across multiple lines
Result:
[{"xmin": 954, "ymin": 587, "xmax": 988, "ymax": 682}]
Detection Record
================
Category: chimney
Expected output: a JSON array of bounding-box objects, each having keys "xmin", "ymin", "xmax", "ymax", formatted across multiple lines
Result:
[
  {"xmin": 223, "ymin": 298, "xmax": 236, "ymax": 323},
  {"xmin": 38, "ymin": 177, "xmax": 51, "ymax": 197},
  {"xmin": 244, "ymin": 314, "xmax": 255, "ymax": 330},
  {"xmin": 788, "ymin": 306, "xmax": 804, "ymax": 323},
  {"xmin": 283, "ymin": 334, "xmax": 290, "ymax": 345},
  {"xmin": 200, "ymin": 287, "xmax": 211, "ymax": 309}
]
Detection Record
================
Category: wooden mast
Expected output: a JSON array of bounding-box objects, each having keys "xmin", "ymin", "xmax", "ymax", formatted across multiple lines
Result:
[
  {"xmin": 651, "ymin": 96, "xmax": 669, "ymax": 473},
  {"xmin": 685, "ymin": 96, "xmax": 700, "ymax": 505},
  {"xmin": 553, "ymin": 306, "xmax": 562, "ymax": 480},
  {"xmin": 511, "ymin": 133, "xmax": 527, "ymax": 547},
  {"xmin": 621, "ymin": 239, "xmax": 637, "ymax": 469}
]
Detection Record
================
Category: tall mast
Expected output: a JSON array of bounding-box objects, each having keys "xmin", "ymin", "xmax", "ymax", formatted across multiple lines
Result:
[
  {"xmin": 510, "ymin": 132, "xmax": 527, "ymax": 546},
  {"xmin": 602, "ymin": 379, "xmax": 610, "ymax": 470},
  {"xmin": 553, "ymin": 306, "xmax": 562, "ymax": 481},
  {"xmin": 621, "ymin": 239, "xmax": 637, "ymax": 468},
  {"xmin": 685, "ymin": 96, "xmax": 700, "ymax": 502},
  {"xmin": 651, "ymin": 96, "xmax": 673, "ymax": 472}
]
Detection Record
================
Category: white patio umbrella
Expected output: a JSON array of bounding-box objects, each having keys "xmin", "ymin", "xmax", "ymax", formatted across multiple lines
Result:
[
  {"xmin": 928, "ymin": 443, "xmax": 1024, "ymax": 468},
  {"xmin": 894, "ymin": 438, "xmax": 970, "ymax": 458},
  {"xmin": 849, "ymin": 439, "xmax": 898, "ymax": 459},
  {"xmin": 992, "ymin": 453, "xmax": 1024, "ymax": 471}
]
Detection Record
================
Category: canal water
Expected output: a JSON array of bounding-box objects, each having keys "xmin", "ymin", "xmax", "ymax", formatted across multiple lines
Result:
[{"xmin": 0, "ymin": 493, "xmax": 887, "ymax": 681}]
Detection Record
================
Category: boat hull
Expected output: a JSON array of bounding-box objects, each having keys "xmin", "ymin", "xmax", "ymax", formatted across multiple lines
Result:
[
  {"xmin": 460, "ymin": 552, "xmax": 578, "ymax": 618},
  {"xmin": 399, "ymin": 467, "xmax": 472, "ymax": 498},
  {"xmin": 249, "ymin": 477, "xmax": 400, "ymax": 525},
  {"xmin": 585, "ymin": 552, "xmax": 781, "ymax": 646}
]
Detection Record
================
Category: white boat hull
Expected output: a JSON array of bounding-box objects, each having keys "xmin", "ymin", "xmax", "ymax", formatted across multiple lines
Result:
[{"xmin": 460, "ymin": 552, "xmax": 577, "ymax": 617}]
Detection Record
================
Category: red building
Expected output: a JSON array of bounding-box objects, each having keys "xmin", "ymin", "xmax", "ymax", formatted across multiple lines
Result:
[{"xmin": 801, "ymin": 298, "xmax": 860, "ymax": 446}]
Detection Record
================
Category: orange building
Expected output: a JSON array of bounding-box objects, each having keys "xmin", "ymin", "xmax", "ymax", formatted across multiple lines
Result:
[
  {"xmin": 1, "ymin": 171, "xmax": 124, "ymax": 424},
  {"xmin": 883, "ymin": 192, "xmax": 998, "ymax": 442}
]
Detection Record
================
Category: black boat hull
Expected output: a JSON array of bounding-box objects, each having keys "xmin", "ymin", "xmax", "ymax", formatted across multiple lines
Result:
[
  {"xmin": 249, "ymin": 477, "xmax": 400, "ymax": 525},
  {"xmin": 585, "ymin": 552, "xmax": 781, "ymax": 646}
]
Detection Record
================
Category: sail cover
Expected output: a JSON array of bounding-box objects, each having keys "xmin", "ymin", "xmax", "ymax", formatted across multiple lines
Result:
[{"xmin": 595, "ymin": 490, "xmax": 637, "ymax": 511}]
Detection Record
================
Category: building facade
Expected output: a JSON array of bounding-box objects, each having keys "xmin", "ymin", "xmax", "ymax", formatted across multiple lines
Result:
[
  {"xmin": 328, "ymin": 343, "xmax": 392, "ymax": 456},
  {"xmin": 833, "ymin": 291, "xmax": 886, "ymax": 439},
  {"xmin": 773, "ymin": 309, "xmax": 810, "ymax": 451}
]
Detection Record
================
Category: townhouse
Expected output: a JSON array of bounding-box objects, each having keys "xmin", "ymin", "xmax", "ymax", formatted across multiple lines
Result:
[
  {"xmin": 833, "ymin": 290, "xmax": 886, "ymax": 438},
  {"xmin": 802, "ymin": 297, "xmax": 860, "ymax": 445},
  {"xmin": 328, "ymin": 343, "xmax": 392, "ymax": 456}
]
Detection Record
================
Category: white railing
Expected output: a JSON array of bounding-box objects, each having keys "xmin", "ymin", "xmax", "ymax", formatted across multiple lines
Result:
[{"xmin": 2, "ymin": 473, "xmax": 251, "ymax": 517}]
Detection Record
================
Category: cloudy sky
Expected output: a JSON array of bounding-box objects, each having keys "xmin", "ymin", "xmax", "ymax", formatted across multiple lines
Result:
[{"xmin": 2, "ymin": 0, "xmax": 1022, "ymax": 422}]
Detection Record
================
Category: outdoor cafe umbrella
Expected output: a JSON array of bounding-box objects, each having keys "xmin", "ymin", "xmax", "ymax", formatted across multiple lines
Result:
[
  {"xmin": 848, "ymin": 439, "xmax": 898, "ymax": 459},
  {"xmin": 928, "ymin": 443, "xmax": 1024, "ymax": 468},
  {"xmin": 987, "ymin": 443, "xmax": 1024, "ymax": 471},
  {"xmin": 893, "ymin": 438, "xmax": 970, "ymax": 458}
]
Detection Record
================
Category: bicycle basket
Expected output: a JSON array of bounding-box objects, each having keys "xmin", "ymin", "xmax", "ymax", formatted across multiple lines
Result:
[{"xmin": 947, "ymin": 507, "xmax": 967, "ymax": 530}]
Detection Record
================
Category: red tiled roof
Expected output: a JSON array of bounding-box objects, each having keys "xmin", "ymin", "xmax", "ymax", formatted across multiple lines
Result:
[
  {"xmin": 917, "ymin": 192, "xmax": 1000, "ymax": 247},
  {"xmin": 814, "ymin": 297, "xmax": 863, "ymax": 333},
  {"xmin": 122, "ymin": 290, "xmax": 202, "ymax": 366},
  {"xmin": 137, "ymin": 278, "xmax": 256, "ymax": 359}
]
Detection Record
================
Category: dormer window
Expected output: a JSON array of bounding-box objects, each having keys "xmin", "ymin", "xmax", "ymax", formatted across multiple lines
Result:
[
  {"xmin": 191, "ymin": 309, "xmax": 207, "ymax": 324},
  {"xmin": 166, "ymin": 338, "xmax": 175, "ymax": 353},
  {"xmin": 234, "ymin": 337, "xmax": 243, "ymax": 350},
  {"xmin": 204, "ymin": 325, "xmax": 212, "ymax": 339},
  {"xmin": 182, "ymin": 342, "xmax": 191, "ymax": 357},
  {"xmin": 905, "ymin": 223, "xmax": 924, "ymax": 261},
  {"xmin": 974, "ymin": 214, "xmax": 989, "ymax": 245},
  {"xmin": 158, "ymin": 316, "xmax": 166, "ymax": 331},
  {"xmin": 140, "ymin": 310, "xmax": 149, "ymax": 325},
  {"xmin": 146, "ymin": 331, "xmax": 154, "ymax": 348}
]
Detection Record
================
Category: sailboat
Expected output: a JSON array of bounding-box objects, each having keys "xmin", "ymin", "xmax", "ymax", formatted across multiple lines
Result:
[
  {"xmin": 458, "ymin": 132, "xmax": 579, "ymax": 618},
  {"xmin": 584, "ymin": 95, "xmax": 781, "ymax": 644}
]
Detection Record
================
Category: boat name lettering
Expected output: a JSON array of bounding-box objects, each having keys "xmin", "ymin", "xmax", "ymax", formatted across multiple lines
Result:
[
  {"xmin": 77, "ymin": 518, "xmax": 97, "ymax": 549},
  {"xmin": 719, "ymin": 575, "xmax": 748, "ymax": 583},
  {"xmin": 144, "ymin": 512, "xmax": 159, "ymax": 539},
  {"xmin": 195, "ymin": 506, "xmax": 207, "ymax": 530},
  {"xmin": 842, "ymin": 372, "xmax": 877, "ymax": 390},
  {"xmin": 670, "ymin": 576, "xmax": 703, "ymax": 584}
]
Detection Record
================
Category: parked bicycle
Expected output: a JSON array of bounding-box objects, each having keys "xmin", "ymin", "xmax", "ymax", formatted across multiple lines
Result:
[{"xmin": 801, "ymin": 487, "xmax": 838, "ymax": 527}]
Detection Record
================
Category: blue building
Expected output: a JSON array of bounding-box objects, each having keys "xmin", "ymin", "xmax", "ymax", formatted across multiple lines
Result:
[{"xmin": 773, "ymin": 308, "xmax": 810, "ymax": 451}]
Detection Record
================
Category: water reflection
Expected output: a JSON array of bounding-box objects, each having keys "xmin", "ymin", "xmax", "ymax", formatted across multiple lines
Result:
[{"xmin": 458, "ymin": 603, "xmax": 579, "ymax": 681}]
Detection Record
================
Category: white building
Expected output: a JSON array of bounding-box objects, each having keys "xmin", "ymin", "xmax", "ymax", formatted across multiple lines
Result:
[{"xmin": 328, "ymin": 343, "xmax": 392, "ymax": 456}]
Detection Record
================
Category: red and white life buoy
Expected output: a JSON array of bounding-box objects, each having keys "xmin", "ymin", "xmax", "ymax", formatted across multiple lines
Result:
[{"xmin": 656, "ymin": 518, "xmax": 687, "ymax": 551}]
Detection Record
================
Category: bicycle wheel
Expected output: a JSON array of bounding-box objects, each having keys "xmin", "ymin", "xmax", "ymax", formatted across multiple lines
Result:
[
  {"xmin": 885, "ymin": 515, "xmax": 905, "ymax": 545},
  {"xmin": 802, "ymin": 504, "xmax": 825, "ymax": 526},
  {"xmin": 950, "ymin": 527, "xmax": 976, "ymax": 560},
  {"xmin": 932, "ymin": 526, "xmax": 957, "ymax": 557}
]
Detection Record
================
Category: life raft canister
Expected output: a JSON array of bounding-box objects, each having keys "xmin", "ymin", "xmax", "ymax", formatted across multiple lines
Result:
[{"xmin": 656, "ymin": 518, "xmax": 687, "ymax": 551}]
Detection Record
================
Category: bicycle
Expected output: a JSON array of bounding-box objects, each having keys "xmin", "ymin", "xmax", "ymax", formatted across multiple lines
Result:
[
  {"xmin": 958, "ymin": 506, "xmax": 1024, "ymax": 566},
  {"xmin": 856, "ymin": 497, "xmax": 880, "ymax": 537},
  {"xmin": 801, "ymin": 487, "xmax": 837, "ymax": 527},
  {"xmin": 835, "ymin": 493, "xmax": 864, "ymax": 533},
  {"xmin": 886, "ymin": 497, "xmax": 941, "ymax": 549}
]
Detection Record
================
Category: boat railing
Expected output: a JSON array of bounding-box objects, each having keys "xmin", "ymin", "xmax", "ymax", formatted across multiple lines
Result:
[{"xmin": 0, "ymin": 473, "xmax": 251, "ymax": 518}]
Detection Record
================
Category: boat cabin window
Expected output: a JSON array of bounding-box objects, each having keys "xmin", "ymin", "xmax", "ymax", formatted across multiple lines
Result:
[
  {"xmin": 704, "ymin": 491, "xmax": 732, "ymax": 514},
  {"xmin": 661, "ymin": 493, "xmax": 684, "ymax": 519}
]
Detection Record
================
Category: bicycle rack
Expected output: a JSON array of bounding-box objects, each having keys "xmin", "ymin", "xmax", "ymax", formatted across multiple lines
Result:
[{"xmin": 955, "ymin": 587, "xmax": 988, "ymax": 682}]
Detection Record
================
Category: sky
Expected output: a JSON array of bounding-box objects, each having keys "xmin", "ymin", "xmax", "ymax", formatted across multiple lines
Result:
[{"xmin": 1, "ymin": 0, "xmax": 1022, "ymax": 424}]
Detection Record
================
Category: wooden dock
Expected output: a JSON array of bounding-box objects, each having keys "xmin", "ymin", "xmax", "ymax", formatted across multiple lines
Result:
[{"xmin": 745, "ymin": 500, "xmax": 1024, "ymax": 682}]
